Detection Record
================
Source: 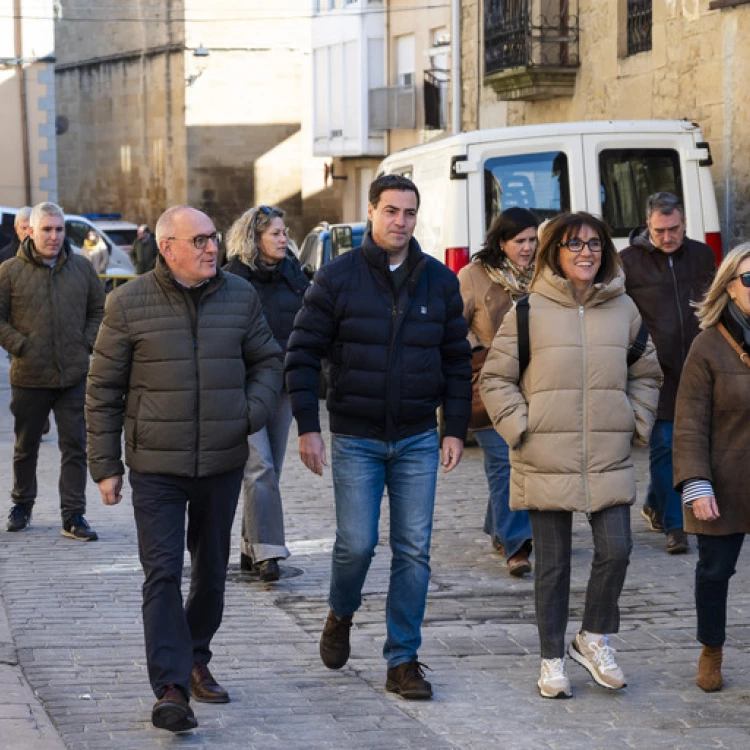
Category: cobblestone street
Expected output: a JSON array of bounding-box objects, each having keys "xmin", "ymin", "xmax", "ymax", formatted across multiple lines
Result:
[{"xmin": 1, "ymin": 353, "xmax": 750, "ymax": 749}]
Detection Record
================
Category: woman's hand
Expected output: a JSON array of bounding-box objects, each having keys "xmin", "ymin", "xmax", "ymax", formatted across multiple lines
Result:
[{"xmin": 691, "ymin": 495, "xmax": 720, "ymax": 522}]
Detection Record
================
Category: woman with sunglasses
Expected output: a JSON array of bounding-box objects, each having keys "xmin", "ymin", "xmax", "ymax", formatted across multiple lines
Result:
[
  {"xmin": 673, "ymin": 244, "xmax": 750, "ymax": 693},
  {"xmin": 224, "ymin": 206, "xmax": 309, "ymax": 582},
  {"xmin": 458, "ymin": 207, "xmax": 537, "ymax": 576},
  {"xmin": 480, "ymin": 212, "xmax": 661, "ymax": 699}
]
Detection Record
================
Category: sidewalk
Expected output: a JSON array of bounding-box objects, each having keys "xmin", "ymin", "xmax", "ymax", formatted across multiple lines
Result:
[{"xmin": 1, "ymin": 349, "xmax": 750, "ymax": 748}]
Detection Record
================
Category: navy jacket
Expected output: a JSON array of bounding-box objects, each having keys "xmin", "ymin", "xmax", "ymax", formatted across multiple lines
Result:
[
  {"xmin": 223, "ymin": 253, "xmax": 309, "ymax": 354},
  {"xmin": 285, "ymin": 232, "xmax": 471, "ymax": 442}
]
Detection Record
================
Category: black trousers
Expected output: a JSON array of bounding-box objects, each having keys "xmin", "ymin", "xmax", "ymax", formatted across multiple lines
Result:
[
  {"xmin": 129, "ymin": 468, "xmax": 243, "ymax": 699},
  {"xmin": 528, "ymin": 505, "xmax": 632, "ymax": 659},
  {"xmin": 695, "ymin": 532, "xmax": 745, "ymax": 648},
  {"xmin": 10, "ymin": 380, "xmax": 87, "ymax": 521}
]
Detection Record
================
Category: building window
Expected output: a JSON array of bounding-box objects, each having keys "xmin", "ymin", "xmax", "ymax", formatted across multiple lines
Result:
[
  {"xmin": 627, "ymin": 0, "xmax": 652, "ymax": 56},
  {"xmin": 484, "ymin": 1, "xmax": 579, "ymax": 76}
]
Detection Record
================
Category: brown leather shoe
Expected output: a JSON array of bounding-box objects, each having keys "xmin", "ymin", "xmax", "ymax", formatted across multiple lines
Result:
[
  {"xmin": 385, "ymin": 660, "xmax": 433, "ymax": 700},
  {"xmin": 696, "ymin": 645, "xmax": 723, "ymax": 692},
  {"xmin": 666, "ymin": 529, "xmax": 689, "ymax": 555},
  {"xmin": 190, "ymin": 663, "xmax": 230, "ymax": 704},
  {"xmin": 507, "ymin": 540, "xmax": 532, "ymax": 577},
  {"xmin": 152, "ymin": 684, "xmax": 198, "ymax": 733},
  {"xmin": 320, "ymin": 609, "xmax": 353, "ymax": 669}
]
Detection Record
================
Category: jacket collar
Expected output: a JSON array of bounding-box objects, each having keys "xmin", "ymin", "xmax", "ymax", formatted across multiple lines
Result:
[
  {"xmin": 629, "ymin": 226, "xmax": 690, "ymax": 258},
  {"xmin": 153, "ymin": 252, "xmax": 226, "ymax": 295},
  {"xmin": 19, "ymin": 236, "xmax": 72, "ymax": 268},
  {"xmin": 531, "ymin": 264, "xmax": 626, "ymax": 308},
  {"xmin": 361, "ymin": 231, "xmax": 425, "ymax": 275}
]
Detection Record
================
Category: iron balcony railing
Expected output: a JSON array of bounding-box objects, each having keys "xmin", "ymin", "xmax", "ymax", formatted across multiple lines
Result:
[
  {"xmin": 484, "ymin": 0, "xmax": 579, "ymax": 76},
  {"xmin": 627, "ymin": 0, "xmax": 652, "ymax": 55}
]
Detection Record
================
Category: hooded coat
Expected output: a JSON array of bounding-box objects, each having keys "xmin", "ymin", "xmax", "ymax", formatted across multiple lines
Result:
[{"xmin": 479, "ymin": 265, "xmax": 662, "ymax": 515}]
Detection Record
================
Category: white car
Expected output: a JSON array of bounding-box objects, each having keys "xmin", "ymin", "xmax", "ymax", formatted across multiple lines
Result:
[{"xmin": 86, "ymin": 214, "xmax": 139, "ymax": 254}]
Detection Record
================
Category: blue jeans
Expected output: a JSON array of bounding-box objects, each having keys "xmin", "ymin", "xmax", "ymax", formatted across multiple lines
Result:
[
  {"xmin": 645, "ymin": 420, "xmax": 683, "ymax": 533},
  {"xmin": 472, "ymin": 427, "xmax": 532, "ymax": 559},
  {"xmin": 241, "ymin": 390, "xmax": 292, "ymax": 563},
  {"xmin": 330, "ymin": 429, "xmax": 439, "ymax": 668}
]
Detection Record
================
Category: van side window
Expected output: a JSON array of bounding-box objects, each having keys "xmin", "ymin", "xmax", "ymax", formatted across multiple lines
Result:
[
  {"xmin": 65, "ymin": 221, "xmax": 91, "ymax": 249},
  {"xmin": 599, "ymin": 149, "xmax": 682, "ymax": 236},
  {"xmin": 483, "ymin": 152, "xmax": 570, "ymax": 231}
]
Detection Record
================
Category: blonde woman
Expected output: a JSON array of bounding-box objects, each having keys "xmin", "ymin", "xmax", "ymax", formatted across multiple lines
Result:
[
  {"xmin": 674, "ymin": 244, "xmax": 750, "ymax": 693},
  {"xmin": 223, "ymin": 206, "xmax": 309, "ymax": 582}
]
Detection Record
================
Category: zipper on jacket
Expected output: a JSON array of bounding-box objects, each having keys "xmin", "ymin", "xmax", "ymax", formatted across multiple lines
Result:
[
  {"xmin": 184, "ymin": 292, "xmax": 201, "ymax": 478},
  {"xmin": 384, "ymin": 295, "xmax": 400, "ymax": 435},
  {"xmin": 579, "ymin": 305, "xmax": 592, "ymax": 520},
  {"xmin": 668, "ymin": 256, "xmax": 686, "ymax": 363}
]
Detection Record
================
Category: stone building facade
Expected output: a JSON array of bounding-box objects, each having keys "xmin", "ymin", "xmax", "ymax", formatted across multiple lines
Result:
[
  {"xmin": 54, "ymin": 0, "xmax": 336, "ymax": 242},
  {"xmin": 461, "ymin": 0, "xmax": 750, "ymax": 246}
]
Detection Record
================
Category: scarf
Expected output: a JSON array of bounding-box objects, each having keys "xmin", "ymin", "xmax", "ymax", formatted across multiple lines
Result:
[
  {"xmin": 728, "ymin": 300, "xmax": 750, "ymax": 349},
  {"xmin": 482, "ymin": 256, "xmax": 534, "ymax": 298}
]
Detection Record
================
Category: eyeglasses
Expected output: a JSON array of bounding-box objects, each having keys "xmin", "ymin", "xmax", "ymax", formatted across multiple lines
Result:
[
  {"xmin": 558, "ymin": 238, "xmax": 603, "ymax": 253},
  {"xmin": 731, "ymin": 272, "xmax": 750, "ymax": 288},
  {"xmin": 167, "ymin": 232, "xmax": 222, "ymax": 250}
]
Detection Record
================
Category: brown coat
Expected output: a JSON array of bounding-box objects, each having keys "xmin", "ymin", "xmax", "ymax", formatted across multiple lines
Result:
[
  {"xmin": 458, "ymin": 261, "xmax": 516, "ymax": 348},
  {"xmin": 479, "ymin": 265, "xmax": 662, "ymax": 515},
  {"xmin": 673, "ymin": 316, "xmax": 750, "ymax": 535}
]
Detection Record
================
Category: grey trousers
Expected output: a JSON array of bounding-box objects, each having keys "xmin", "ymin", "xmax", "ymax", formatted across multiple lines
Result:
[
  {"xmin": 240, "ymin": 390, "xmax": 291, "ymax": 563},
  {"xmin": 528, "ymin": 504, "xmax": 632, "ymax": 659}
]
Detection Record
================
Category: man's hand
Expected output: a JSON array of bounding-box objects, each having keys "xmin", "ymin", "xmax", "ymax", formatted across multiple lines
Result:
[
  {"xmin": 299, "ymin": 432, "xmax": 328, "ymax": 476},
  {"xmin": 441, "ymin": 436, "xmax": 463, "ymax": 473},
  {"xmin": 691, "ymin": 495, "xmax": 720, "ymax": 522},
  {"xmin": 98, "ymin": 475, "xmax": 123, "ymax": 505}
]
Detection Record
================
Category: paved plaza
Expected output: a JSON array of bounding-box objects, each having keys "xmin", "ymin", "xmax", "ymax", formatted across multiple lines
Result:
[{"xmin": 0, "ymin": 353, "xmax": 749, "ymax": 749}]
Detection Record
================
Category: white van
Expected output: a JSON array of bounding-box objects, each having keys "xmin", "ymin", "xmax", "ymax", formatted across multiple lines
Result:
[{"xmin": 376, "ymin": 120, "xmax": 722, "ymax": 272}]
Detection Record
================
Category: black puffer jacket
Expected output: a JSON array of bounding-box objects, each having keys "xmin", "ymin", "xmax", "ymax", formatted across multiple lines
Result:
[
  {"xmin": 0, "ymin": 237, "xmax": 105, "ymax": 388},
  {"xmin": 286, "ymin": 233, "xmax": 471, "ymax": 441},
  {"xmin": 620, "ymin": 229, "xmax": 715, "ymax": 421},
  {"xmin": 223, "ymin": 253, "xmax": 309, "ymax": 354},
  {"xmin": 86, "ymin": 256, "xmax": 284, "ymax": 482}
]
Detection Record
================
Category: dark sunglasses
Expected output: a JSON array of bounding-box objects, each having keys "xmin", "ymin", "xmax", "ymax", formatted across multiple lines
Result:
[{"xmin": 732, "ymin": 272, "xmax": 750, "ymax": 288}]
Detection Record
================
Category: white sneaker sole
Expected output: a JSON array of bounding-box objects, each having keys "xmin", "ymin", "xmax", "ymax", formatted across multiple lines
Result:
[
  {"xmin": 567, "ymin": 641, "xmax": 626, "ymax": 690},
  {"xmin": 537, "ymin": 680, "xmax": 571, "ymax": 699}
]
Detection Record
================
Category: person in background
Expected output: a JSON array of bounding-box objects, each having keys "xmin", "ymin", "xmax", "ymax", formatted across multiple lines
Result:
[
  {"xmin": 480, "ymin": 212, "xmax": 661, "ymax": 699},
  {"xmin": 0, "ymin": 201, "xmax": 104, "ymax": 540},
  {"xmin": 82, "ymin": 229, "xmax": 108, "ymax": 275},
  {"xmin": 0, "ymin": 207, "xmax": 32, "ymax": 265},
  {"xmin": 223, "ymin": 205, "xmax": 309, "ymax": 582},
  {"xmin": 132, "ymin": 224, "xmax": 159, "ymax": 274},
  {"xmin": 621, "ymin": 192, "xmax": 715, "ymax": 553},
  {"xmin": 673, "ymin": 244, "xmax": 750, "ymax": 693},
  {"xmin": 458, "ymin": 207, "xmax": 536, "ymax": 576}
]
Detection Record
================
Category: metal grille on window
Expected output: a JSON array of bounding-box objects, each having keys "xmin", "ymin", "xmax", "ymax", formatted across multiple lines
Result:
[
  {"xmin": 484, "ymin": 0, "xmax": 579, "ymax": 76},
  {"xmin": 627, "ymin": 0, "xmax": 652, "ymax": 56}
]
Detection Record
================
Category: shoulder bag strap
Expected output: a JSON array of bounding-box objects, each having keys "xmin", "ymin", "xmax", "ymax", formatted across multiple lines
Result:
[
  {"xmin": 627, "ymin": 322, "xmax": 649, "ymax": 367},
  {"xmin": 516, "ymin": 295, "xmax": 530, "ymax": 380},
  {"xmin": 717, "ymin": 323, "xmax": 750, "ymax": 370}
]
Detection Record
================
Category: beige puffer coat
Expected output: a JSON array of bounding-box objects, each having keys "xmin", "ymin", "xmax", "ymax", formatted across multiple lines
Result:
[
  {"xmin": 458, "ymin": 260, "xmax": 516, "ymax": 349},
  {"xmin": 479, "ymin": 265, "xmax": 662, "ymax": 515}
]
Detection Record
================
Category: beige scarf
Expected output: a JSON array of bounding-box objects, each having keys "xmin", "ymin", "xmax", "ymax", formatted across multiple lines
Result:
[{"xmin": 482, "ymin": 257, "xmax": 534, "ymax": 298}]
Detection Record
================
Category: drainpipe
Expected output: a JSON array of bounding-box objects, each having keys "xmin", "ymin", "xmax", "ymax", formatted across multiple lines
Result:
[
  {"xmin": 14, "ymin": 0, "xmax": 32, "ymax": 204},
  {"xmin": 451, "ymin": 0, "xmax": 461, "ymax": 133}
]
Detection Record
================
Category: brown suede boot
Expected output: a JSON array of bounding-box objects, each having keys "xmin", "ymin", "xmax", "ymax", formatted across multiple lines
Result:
[{"xmin": 696, "ymin": 645, "xmax": 723, "ymax": 692}]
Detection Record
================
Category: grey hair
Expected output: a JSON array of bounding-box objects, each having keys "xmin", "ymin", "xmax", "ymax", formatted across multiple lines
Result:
[
  {"xmin": 646, "ymin": 192, "xmax": 684, "ymax": 219},
  {"xmin": 225, "ymin": 205, "xmax": 284, "ymax": 268},
  {"xmin": 14, "ymin": 206, "xmax": 32, "ymax": 226},
  {"xmin": 694, "ymin": 243, "xmax": 750, "ymax": 329},
  {"xmin": 30, "ymin": 202, "xmax": 64, "ymax": 232},
  {"xmin": 154, "ymin": 206, "xmax": 193, "ymax": 244}
]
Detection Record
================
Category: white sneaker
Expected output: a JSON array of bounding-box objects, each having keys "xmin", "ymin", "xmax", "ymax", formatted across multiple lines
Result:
[
  {"xmin": 568, "ymin": 632, "xmax": 626, "ymax": 690},
  {"xmin": 538, "ymin": 657, "xmax": 572, "ymax": 699}
]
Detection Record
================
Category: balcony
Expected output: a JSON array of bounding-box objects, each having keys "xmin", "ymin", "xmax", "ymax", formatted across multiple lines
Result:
[
  {"xmin": 368, "ymin": 85, "xmax": 416, "ymax": 132},
  {"xmin": 484, "ymin": 0, "xmax": 579, "ymax": 101}
]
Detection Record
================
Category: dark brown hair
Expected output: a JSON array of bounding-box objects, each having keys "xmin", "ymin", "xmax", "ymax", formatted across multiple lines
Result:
[{"xmin": 475, "ymin": 207, "xmax": 539, "ymax": 267}]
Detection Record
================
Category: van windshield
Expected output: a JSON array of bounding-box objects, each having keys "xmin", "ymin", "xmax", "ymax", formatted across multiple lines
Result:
[
  {"xmin": 484, "ymin": 151, "xmax": 570, "ymax": 231},
  {"xmin": 599, "ymin": 148, "xmax": 683, "ymax": 236}
]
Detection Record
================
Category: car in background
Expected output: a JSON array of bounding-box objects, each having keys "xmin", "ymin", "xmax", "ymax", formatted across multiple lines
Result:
[
  {"xmin": 85, "ymin": 213, "xmax": 139, "ymax": 254},
  {"xmin": 0, "ymin": 206, "xmax": 136, "ymax": 285},
  {"xmin": 298, "ymin": 221, "xmax": 366, "ymax": 279}
]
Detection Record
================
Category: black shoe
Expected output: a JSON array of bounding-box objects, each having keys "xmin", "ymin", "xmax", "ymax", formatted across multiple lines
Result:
[
  {"xmin": 320, "ymin": 609, "xmax": 353, "ymax": 669},
  {"xmin": 258, "ymin": 559, "xmax": 281, "ymax": 582},
  {"xmin": 152, "ymin": 684, "xmax": 198, "ymax": 733},
  {"xmin": 7, "ymin": 504, "xmax": 32, "ymax": 532},
  {"xmin": 61, "ymin": 514, "xmax": 98, "ymax": 542},
  {"xmin": 240, "ymin": 552, "xmax": 254, "ymax": 571},
  {"xmin": 385, "ymin": 660, "xmax": 433, "ymax": 700}
]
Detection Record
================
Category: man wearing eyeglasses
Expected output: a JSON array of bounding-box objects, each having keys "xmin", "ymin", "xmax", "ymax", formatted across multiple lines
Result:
[
  {"xmin": 621, "ymin": 192, "xmax": 715, "ymax": 555},
  {"xmin": 85, "ymin": 206, "xmax": 284, "ymax": 733}
]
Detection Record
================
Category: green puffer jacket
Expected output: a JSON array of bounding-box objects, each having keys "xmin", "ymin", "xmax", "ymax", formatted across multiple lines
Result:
[
  {"xmin": 86, "ymin": 257, "xmax": 285, "ymax": 482},
  {"xmin": 0, "ymin": 238, "xmax": 105, "ymax": 388}
]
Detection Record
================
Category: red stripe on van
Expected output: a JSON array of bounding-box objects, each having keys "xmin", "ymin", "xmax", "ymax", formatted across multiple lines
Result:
[
  {"xmin": 705, "ymin": 232, "xmax": 723, "ymax": 266},
  {"xmin": 445, "ymin": 247, "xmax": 469, "ymax": 274}
]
